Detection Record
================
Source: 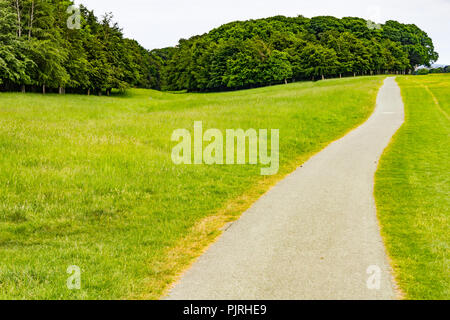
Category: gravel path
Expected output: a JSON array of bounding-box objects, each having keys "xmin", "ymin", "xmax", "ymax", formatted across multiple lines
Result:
[{"xmin": 166, "ymin": 77, "xmax": 404, "ymax": 300}]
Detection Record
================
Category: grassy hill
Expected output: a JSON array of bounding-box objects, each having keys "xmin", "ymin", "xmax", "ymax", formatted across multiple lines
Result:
[
  {"xmin": 0, "ymin": 76, "xmax": 384, "ymax": 299},
  {"xmin": 375, "ymin": 74, "xmax": 450, "ymax": 299}
]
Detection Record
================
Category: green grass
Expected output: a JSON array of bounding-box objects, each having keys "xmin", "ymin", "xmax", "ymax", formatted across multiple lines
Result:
[
  {"xmin": 375, "ymin": 74, "xmax": 450, "ymax": 300},
  {"xmin": 0, "ymin": 76, "xmax": 385, "ymax": 299}
]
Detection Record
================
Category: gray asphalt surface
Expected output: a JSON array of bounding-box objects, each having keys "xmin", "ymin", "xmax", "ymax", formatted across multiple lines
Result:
[{"xmin": 166, "ymin": 77, "xmax": 404, "ymax": 300}]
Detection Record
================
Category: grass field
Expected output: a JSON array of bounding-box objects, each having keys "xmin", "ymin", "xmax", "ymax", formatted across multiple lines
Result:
[
  {"xmin": 0, "ymin": 76, "xmax": 385, "ymax": 299},
  {"xmin": 375, "ymin": 74, "xmax": 449, "ymax": 299}
]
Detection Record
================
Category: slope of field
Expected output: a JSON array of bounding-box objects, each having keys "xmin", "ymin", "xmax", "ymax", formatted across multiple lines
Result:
[
  {"xmin": 375, "ymin": 74, "xmax": 450, "ymax": 299},
  {"xmin": 0, "ymin": 76, "xmax": 384, "ymax": 299}
]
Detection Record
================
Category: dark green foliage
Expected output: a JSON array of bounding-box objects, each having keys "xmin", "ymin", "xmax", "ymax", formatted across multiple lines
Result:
[
  {"xmin": 427, "ymin": 66, "xmax": 449, "ymax": 74},
  {"xmin": 0, "ymin": 0, "xmax": 32, "ymax": 87},
  {"xmin": 162, "ymin": 15, "xmax": 438, "ymax": 91},
  {"xmin": 382, "ymin": 20, "xmax": 438, "ymax": 67},
  {"xmin": 417, "ymin": 68, "xmax": 430, "ymax": 75},
  {"xmin": 0, "ymin": 0, "xmax": 159, "ymax": 94},
  {"xmin": 0, "ymin": 3, "xmax": 439, "ymax": 93},
  {"xmin": 415, "ymin": 67, "xmax": 450, "ymax": 75}
]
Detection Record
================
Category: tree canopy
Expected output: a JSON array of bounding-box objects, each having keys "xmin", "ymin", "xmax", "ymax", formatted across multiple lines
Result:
[
  {"xmin": 0, "ymin": 2, "xmax": 439, "ymax": 94},
  {"xmin": 158, "ymin": 15, "xmax": 438, "ymax": 91},
  {"xmin": 0, "ymin": 0, "xmax": 162, "ymax": 94}
]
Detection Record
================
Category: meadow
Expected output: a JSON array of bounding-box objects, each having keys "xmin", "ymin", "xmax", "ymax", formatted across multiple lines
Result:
[
  {"xmin": 375, "ymin": 74, "xmax": 449, "ymax": 299},
  {"xmin": 0, "ymin": 76, "xmax": 385, "ymax": 299}
]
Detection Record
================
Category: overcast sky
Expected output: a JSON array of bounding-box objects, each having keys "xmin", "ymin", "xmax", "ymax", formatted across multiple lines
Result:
[{"xmin": 77, "ymin": 0, "xmax": 450, "ymax": 64}]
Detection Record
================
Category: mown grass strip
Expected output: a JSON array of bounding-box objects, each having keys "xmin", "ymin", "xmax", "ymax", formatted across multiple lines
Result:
[{"xmin": 375, "ymin": 74, "xmax": 449, "ymax": 300}]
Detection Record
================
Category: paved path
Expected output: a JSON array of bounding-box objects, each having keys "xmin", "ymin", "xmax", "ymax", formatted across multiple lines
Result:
[{"xmin": 167, "ymin": 77, "xmax": 404, "ymax": 300}]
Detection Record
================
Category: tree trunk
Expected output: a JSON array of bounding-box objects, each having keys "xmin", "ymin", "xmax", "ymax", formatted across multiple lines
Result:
[
  {"xmin": 321, "ymin": 74, "xmax": 325, "ymax": 81},
  {"xmin": 353, "ymin": 72, "xmax": 356, "ymax": 77},
  {"xmin": 14, "ymin": 0, "xmax": 22, "ymax": 38},
  {"xmin": 339, "ymin": 73, "xmax": 342, "ymax": 78},
  {"xmin": 21, "ymin": 85, "xmax": 25, "ymax": 93},
  {"xmin": 28, "ymin": 0, "xmax": 35, "ymax": 40},
  {"xmin": 284, "ymin": 79, "xmax": 287, "ymax": 85},
  {"xmin": 42, "ymin": 84, "xmax": 46, "ymax": 94},
  {"xmin": 59, "ymin": 86, "xmax": 62, "ymax": 94},
  {"xmin": 87, "ymin": 88, "xmax": 90, "ymax": 96}
]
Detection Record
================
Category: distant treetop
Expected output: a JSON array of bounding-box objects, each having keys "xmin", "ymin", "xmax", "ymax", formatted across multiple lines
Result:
[{"xmin": 157, "ymin": 15, "xmax": 438, "ymax": 91}]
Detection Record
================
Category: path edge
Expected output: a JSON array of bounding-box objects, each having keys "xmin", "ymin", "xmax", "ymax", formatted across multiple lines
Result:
[{"xmin": 135, "ymin": 77, "xmax": 388, "ymax": 300}]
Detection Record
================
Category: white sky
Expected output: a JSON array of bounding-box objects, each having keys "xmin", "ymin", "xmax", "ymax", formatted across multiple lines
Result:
[{"xmin": 77, "ymin": 0, "xmax": 450, "ymax": 64}]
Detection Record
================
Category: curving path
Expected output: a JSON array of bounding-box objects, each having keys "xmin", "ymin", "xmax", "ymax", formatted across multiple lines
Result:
[{"xmin": 166, "ymin": 77, "xmax": 404, "ymax": 300}]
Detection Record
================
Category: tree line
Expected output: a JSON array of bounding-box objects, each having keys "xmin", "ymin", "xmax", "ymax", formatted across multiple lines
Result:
[
  {"xmin": 0, "ymin": 2, "xmax": 439, "ymax": 94},
  {"xmin": 0, "ymin": 0, "xmax": 162, "ymax": 94},
  {"xmin": 416, "ymin": 66, "xmax": 450, "ymax": 75},
  {"xmin": 157, "ymin": 15, "xmax": 439, "ymax": 91}
]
